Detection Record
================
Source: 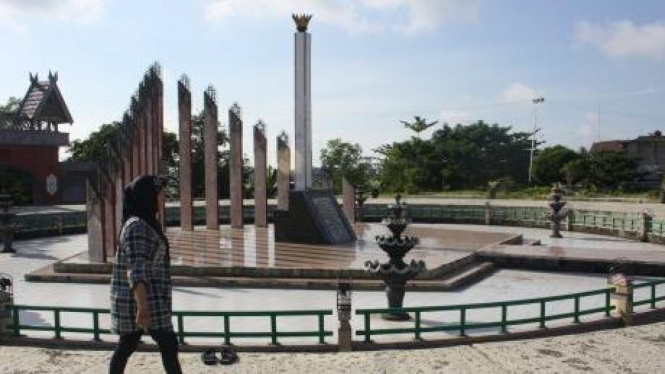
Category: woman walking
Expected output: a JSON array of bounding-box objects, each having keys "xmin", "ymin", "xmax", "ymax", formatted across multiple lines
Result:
[{"xmin": 109, "ymin": 175, "xmax": 182, "ymax": 374}]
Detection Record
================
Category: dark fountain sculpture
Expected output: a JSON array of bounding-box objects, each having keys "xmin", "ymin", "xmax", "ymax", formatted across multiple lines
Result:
[
  {"xmin": 0, "ymin": 194, "xmax": 17, "ymax": 253},
  {"xmin": 366, "ymin": 194, "xmax": 426, "ymax": 320},
  {"xmin": 546, "ymin": 184, "xmax": 569, "ymax": 238}
]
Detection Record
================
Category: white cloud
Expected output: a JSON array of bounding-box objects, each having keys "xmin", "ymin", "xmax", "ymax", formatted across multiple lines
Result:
[
  {"xmin": 204, "ymin": 0, "xmax": 478, "ymax": 35},
  {"xmin": 396, "ymin": 0, "xmax": 478, "ymax": 35},
  {"xmin": 574, "ymin": 20, "xmax": 665, "ymax": 61},
  {"xmin": 0, "ymin": 0, "xmax": 107, "ymax": 31},
  {"xmin": 439, "ymin": 110, "xmax": 469, "ymax": 125},
  {"xmin": 499, "ymin": 82, "xmax": 543, "ymax": 103}
]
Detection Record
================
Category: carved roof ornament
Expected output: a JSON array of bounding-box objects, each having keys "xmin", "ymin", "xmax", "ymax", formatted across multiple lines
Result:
[
  {"xmin": 230, "ymin": 102, "xmax": 242, "ymax": 118},
  {"xmin": 292, "ymin": 13, "xmax": 312, "ymax": 32},
  {"xmin": 255, "ymin": 119, "xmax": 266, "ymax": 135}
]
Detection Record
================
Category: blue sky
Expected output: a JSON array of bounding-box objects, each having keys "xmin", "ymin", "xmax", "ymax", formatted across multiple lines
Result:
[{"xmin": 1, "ymin": 0, "xmax": 664, "ymax": 166}]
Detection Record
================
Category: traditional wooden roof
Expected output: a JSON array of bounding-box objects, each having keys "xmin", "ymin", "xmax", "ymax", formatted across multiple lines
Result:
[{"xmin": 17, "ymin": 71, "xmax": 73, "ymax": 125}]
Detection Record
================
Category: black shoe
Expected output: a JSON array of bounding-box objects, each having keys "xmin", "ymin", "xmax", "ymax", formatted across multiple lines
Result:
[
  {"xmin": 201, "ymin": 348, "xmax": 218, "ymax": 366},
  {"xmin": 219, "ymin": 346, "xmax": 238, "ymax": 365}
]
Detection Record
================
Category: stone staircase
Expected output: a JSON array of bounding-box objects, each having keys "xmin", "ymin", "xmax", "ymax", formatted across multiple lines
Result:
[{"xmin": 26, "ymin": 255, "xmax": 496, "ymax": 291}]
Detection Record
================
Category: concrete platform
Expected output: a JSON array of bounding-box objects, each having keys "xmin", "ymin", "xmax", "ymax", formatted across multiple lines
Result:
[
  {"xmin": 477, "ymin": 244, "xmax": 665, "ymax": 276},
  {"xmin": 26, "ymin": 224, "xmax": 518, "ymax": 290}
]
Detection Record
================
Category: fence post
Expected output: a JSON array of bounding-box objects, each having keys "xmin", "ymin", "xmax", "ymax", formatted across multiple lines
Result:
[
  {"xmin": 641, "ymin": 211, "xmax": 652, "ymax": 243},
  {"xmin": 337, "ymin": 284, "xmax": 353, "ymax": 351},
  {"xmin": 92, "ymin": 311, "xmax": 101, "ymax": 341},
  {"xmin": 0, "ymin": 286, "xmax": 13, "ymax": 336},
  {"xmin": 610, "ymin": 274, "xmax": 634, "ymax": 326},
  {"xmin": 485, "ymin": 202, "xmax": 492, "ymax": 225},
  {"xmin": 270, "ymin": 314, "xmax": 278, "ymax": 345},
  {"xmin": 500, "ymin": 305, "xmax": 508, "ymax": 334}
]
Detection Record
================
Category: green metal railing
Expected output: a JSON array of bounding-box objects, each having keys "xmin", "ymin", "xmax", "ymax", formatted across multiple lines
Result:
[
  {"xmin": 4, "ymin": 281, "xmax": 665, "ymax": 346},
  {"xmin": 355, "ymin": 287, "xmax": 615, "ymax": 342},
  {"xmin": 7, "ymin": 305, "xmax": 333, "ymax": 345},
  {"xmin": 633, "ymin": 279, "xmax": 665, "ymax": 309},
  {"xmin": 7, "ymin": 204, "xmax": 658, "ymax": 241},
  {"xmin": 571, "ymin": 210, "xmax": 642, "ymax": 234}
]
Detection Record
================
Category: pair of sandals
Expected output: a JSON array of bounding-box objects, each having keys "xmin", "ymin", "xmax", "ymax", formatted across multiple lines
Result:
[{"xmin": 201, "ymin": 346, "xmax": 239, "ymax": 366}]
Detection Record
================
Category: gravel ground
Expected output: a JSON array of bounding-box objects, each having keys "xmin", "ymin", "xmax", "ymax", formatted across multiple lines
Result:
[{"xmin": 1, "ymin": 322, "xmax": 664, "ymax": 373}]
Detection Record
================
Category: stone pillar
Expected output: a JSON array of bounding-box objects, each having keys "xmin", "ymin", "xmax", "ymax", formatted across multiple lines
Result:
[
  {"xmin": 87, "ymin": 179, "xmax": 106, "ymax": 263},
  {"xmin": 342, "ymin": 177, "xmax": 355, "ymax": 224},
  {"xmin": 178, "ymin": 76, "xmax": 194, "ymax": 231},
  {"xmin": 145, "ymin": 88, "xmax": 154, "ymax": 175},
  {"xmin": 641, "ymin": 210, "xmax": 652, "ymax": 242},
  {"xmin": 485, "ymin": 201, "xmax": 492, "ymax": 225},
  {"xmin": 138, "ymin": 106, "xmax": 147, "ymax": 175},
  {"xmin": 203, "ymin": 86, "xmax": 219, "ymax": 230},
  {"xmin": 154, "ymin": 70, "xmax": 165, "ymax": 227},
  {"xmin": 277, "ymin": 132, "xmax": 290, "ymax": 210},
  {"xmin": 104, "ymin": 177, "xmax": 116, "ymax": 258},
  {"xmin": 229, "ymin": 103, "xmax": 244, "ymax": 229},
  {"xmin": 115, "ymin": 173, "xmax": 124, "ymax": 242},
  {"xmin": 131, "ymin": 102, "xmax": 140, "ymax": 178},
  {"xmin": 293, "ymin": 16, "xmax": 313, "ymax": 190},
  {"xmin": 119, "ymin": 116, "xmax": 132, "ymax": 185},
  {"xmin": 154, "ymin": 73, "xmax": 163, "ymax": 175},
  {"xmin": 254, "ymin": 121, "xmax": 268, "ymax": 227}
]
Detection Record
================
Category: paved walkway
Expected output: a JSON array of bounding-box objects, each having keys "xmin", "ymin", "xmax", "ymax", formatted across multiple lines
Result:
[{"xmin": 1, "ymin": 321, "xmax": 664, "ymax": 373}]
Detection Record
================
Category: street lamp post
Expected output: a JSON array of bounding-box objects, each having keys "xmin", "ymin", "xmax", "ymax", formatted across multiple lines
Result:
[{"xmin": 528, "ymin": 96, "xmax": 545, "ymax": 184}]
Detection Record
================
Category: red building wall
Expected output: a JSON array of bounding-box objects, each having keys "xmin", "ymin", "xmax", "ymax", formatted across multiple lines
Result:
[{"xmin": 0, "ymin": 145, "xmax": 61, "ymax": 205}]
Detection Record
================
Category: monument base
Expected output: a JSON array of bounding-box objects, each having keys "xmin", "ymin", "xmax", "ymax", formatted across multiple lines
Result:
[{"xmin": 274, "ymin": 189, "xmax": 356, "ymax": 244}]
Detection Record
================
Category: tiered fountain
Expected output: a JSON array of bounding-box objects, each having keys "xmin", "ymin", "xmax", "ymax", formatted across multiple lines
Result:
[
  {"xmin": 366, "ymin": 194, "xmax": 426, "ymax": 320},
  {"xmin": 546, "ymin": 184, "xmax": 568, "ymax": 238}
]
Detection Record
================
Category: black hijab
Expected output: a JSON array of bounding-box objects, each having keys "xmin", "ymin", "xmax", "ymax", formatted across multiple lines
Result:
[{"xmin": 122, "ymin": 175, "xmax": 167, "ymax": 245}]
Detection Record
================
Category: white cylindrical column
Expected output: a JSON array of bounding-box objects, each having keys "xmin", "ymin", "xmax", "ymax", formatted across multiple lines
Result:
[{"xmin": 294, "ymin": 26, "xmax": 312, "ymax": 190}]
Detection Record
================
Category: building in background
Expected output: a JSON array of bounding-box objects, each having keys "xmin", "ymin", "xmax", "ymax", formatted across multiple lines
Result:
[
  {"xmin": 591, "ymin": 131, "xmax": 665, "ymax": 183},
  {"xmin": 0, "ymin": 72, "xmax": 90, "ymax": 205}
]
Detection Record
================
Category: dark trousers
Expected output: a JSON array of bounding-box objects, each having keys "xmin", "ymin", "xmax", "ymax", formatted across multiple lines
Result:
[{"xmin": 109, "ymin": 329, "xmax": 182, "ymax": 374}]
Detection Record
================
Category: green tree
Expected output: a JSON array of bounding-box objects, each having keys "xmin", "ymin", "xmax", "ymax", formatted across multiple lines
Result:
[
  {"xmin": 0, "ymin": 166, "xmax": 33, "ymax": 205},
  {"xmin": 320, "ymin": 138, "xmax": 371, "ymax": 193},
  {"xmin": 0, "ymin": 96, "xmax": 21, "ymax": 114},
  {"xmin": 0, "ymin": 97, "xmax": 22, "ymax": 129},
  {"xmin": 377, "ymin": 120, "xmax": 533, "ymax": 192},
  {"xmin": 67, "ymin": 123, "xmax": 179, "ymax": 180},
  {"xmin": 190, "ymin": 112, "xmax": 230, "ymax": 198},
  {"xmin": 561, "ymin": 158, "xmax": 590, "ymax": 185},
  {"xmin": 162, "ymin": 131, "xmax": 179, "ymax": 174},
  {"xmin": 532, "ymin": 145, "xmax": 580, "ymax": 185},
  {"xmin": 586, "ymin": 151, "xmax": 642, "ymax": 189},
  {"xmin": 401, "ymin": 116, "xmax": 438, "ymax": 138},
  {"xmin": 433, "ymin": 121, "xmax": 532, "ymax": 188},
  {"xmin": 67, "ymin": 123, "xmax": 119, "ymax": 162}
]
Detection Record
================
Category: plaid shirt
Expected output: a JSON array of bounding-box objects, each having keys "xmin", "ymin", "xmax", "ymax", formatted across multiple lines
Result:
[{"xmin": 110, "ymin": 217, "xmax": 173, "ymax": 335}]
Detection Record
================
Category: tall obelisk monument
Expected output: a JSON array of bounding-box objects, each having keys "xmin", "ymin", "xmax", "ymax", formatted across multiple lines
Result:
[
  {"xmin": 274, "ymin": 14, "xmax": 356, "ymax": 244},
  {"xmin": 293, "ymin": 14, "xmax": 313, "ymax": 190}
]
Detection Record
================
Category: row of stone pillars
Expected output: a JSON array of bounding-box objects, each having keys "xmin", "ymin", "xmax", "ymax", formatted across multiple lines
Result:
[
  {"xmin": 88, "ymin": 65, "xmax": 300, "ymax": 263},
  {"xmin": 87, "ymin": 63, "xmax": 164, "ymax": 263},
  {"xmin": 176, "ymin": 76, "xmax": 291, "ymax": 233}
]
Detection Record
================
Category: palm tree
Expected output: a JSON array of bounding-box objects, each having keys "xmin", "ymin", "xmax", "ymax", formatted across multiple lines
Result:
[{"xmin": 400, "ymin": 116, "xmax": 438, "ymax": 138}]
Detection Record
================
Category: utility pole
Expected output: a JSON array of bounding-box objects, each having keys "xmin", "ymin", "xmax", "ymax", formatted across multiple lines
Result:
[{"xmin": 528, "ymin": 96, "xmax": 545, "ymax": 184}]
